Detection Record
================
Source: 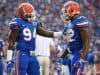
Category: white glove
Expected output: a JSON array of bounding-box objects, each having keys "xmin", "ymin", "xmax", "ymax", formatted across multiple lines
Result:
[
  {"xmin": 7, "ymin": 50, "xmax": 13, "ymax": 62},
  {"xmin": 53, "ymin": 32, "xmax": 63, "ymax": 38}
]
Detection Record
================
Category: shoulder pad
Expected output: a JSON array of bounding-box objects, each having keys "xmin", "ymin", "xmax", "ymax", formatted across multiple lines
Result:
[
  {"xmin": 76, "ymin": 16, "xmax": 89, "ymax": 28},
  {"xmin": 32, "ymin": 19, "xmax": 42, "ymax": 27},
  {"xmin": 9, "ymin": 18, "xmax": 20, "ymax": 29}
]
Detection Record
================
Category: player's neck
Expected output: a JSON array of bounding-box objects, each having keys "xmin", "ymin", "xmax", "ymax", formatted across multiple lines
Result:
[{"xmin": 71, "ymin": 14, "xmax": 80, "ymax": 20}]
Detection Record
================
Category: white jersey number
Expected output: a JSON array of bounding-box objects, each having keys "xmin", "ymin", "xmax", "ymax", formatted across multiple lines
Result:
[
  {"xmin": 67, "ymin": 29, "xmax": 75, "ymax": 42},
  {"xmin": 23, "ymin": 28, "xmax": 36, "ymax": 41}
]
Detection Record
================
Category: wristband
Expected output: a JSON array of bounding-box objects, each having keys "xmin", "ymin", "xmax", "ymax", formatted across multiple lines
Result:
[{"xmin": 7, "ymin": 50, "xmax": 13, "ymax": 61}]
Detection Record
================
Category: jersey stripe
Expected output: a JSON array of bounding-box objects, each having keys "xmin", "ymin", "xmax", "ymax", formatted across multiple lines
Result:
[
  {"xmin": 77, "ymin": 22, "xmax": 88, "ymax": 27},
  {"xmin": 9, "ymin": 22, "xmax": 17, "ymax": 25},
  {"xmin": 77, "ymin": 22, "xmax": 88, "ymax": 26}
]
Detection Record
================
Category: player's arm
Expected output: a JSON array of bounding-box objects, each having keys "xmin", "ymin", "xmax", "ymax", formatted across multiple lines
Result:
[
  {"xmin": 79, "ymin": 28, "xmax": 90, "ymax": 59},
  {"xmin": 36, "ymin": 21, "xmax": 67, "ymax": 38},
  {"xmin": 2, "ymin": 46, "xmax": 7, "ymax": 58},
  {"xmin": 7, "ymin": 27, "xmax": 19, "ymax": 61},
  {"xmin": 61, "ymin": 47, "xmax": 70, "ymax": 58},
  {"xmin": 8, "ymin": 27, "xmax": 19, "ymax": 50},
  {"xmin": 36, "ymin": 27, "xmax": 53, "ymax": 37},
  {"xmin": 36, "ymin": 27, "xmax": 63, "ymax": 38}
]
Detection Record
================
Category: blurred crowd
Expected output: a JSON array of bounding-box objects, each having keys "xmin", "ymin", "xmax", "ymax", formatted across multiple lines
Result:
[{"xmin": 0, "ymin": 0, "xmax": 100, "ymax": 74}]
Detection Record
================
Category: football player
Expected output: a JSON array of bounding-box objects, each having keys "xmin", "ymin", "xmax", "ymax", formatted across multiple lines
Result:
[
  {"xmin": 7, "ymin": 3, "xmax": 63, "ymax": 75},
  {"xmin": 60, "ymin": 1, "xmax": 90, "ymax": 75},
  {"xmin": 0, "ymin": 39, "xmax": 6, "ymax": 75}
]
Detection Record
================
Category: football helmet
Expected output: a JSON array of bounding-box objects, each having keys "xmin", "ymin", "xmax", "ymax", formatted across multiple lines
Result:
[
  {"xmin": 61, "ymin": 1, "xmax": 80, "ymax": 20},
  {"xmin": 17, "ymin": 3, "xmax": 36, "ymax": 22}
]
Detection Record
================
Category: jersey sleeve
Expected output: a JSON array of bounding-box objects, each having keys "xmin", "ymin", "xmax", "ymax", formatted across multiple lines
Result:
[
  {"xmin": 9, "ymin": 18, "xmax": 19, "ymax": 29},
  {"xmin": 76, "ymin": 16, "xmax": 89, "ymax": 28},
  {"xmin": 33, "ymin": 19, "xmax": 42, "ymax": 28}
]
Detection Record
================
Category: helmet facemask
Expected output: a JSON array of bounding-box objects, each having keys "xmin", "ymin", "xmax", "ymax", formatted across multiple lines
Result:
[
  {"xmin": 24, "ymin": 10, "xmax": 36, "ymax": 22},
  {"xmin": 61, "ymin": 8, "xmax": 70, "ymax": 20}
]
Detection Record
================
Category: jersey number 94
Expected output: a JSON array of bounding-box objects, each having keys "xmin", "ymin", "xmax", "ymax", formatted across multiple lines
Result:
[{"xmin": 23, "ymin": 28, "xmax": 36, "ymax": 41}]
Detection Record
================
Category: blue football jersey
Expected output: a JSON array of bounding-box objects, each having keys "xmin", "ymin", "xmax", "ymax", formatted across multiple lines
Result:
[
  {"xmin": 9, "ymin": 18, "xmax": 40, "ymax": 51},
  {"xmin": 64, "ymin": 16, "xmax": 89, "ymax": 52},
  {"xmin": 0, "ymin": 39, "xmax": 4, "ymax": 59}
]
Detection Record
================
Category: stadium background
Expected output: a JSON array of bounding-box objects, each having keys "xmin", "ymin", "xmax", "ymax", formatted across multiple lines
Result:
[{"xmin": 0, "ymin": 0, "xmax": 99, "ymax": 74}]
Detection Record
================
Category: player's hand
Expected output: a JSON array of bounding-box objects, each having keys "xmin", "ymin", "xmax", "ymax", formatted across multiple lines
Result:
[
  {"xmin": 79, "ymin": 54, "xmax": 86, "ymax": 59},
  {"xmin": 79, "ymin": 50, "xmax": 88, "ymax": 60},
  {"xmin": 61, "ymin": 47, "xmax": 71, "ymax": 58},
  {"xmin": 7, "ymin": 50, "xmax": 13, "ymax": 62},
  {"xmin": 63, "ymin": 35, "xmax": 69, "ymax": 42}
]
